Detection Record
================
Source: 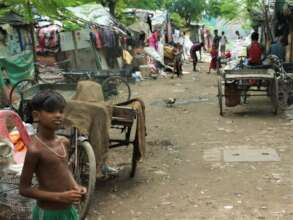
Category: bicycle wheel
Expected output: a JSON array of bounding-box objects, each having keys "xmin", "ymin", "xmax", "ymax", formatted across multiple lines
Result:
[
  {"xmin": 72, "ymin": 141, "xmax": 96, "ymax": 220},
  {"xmin": 9, "ymin": 79, "xmax": 35, "ymax": 112},
  {"xmin": 102, "ymin": 76, "xmax": 131, "ymax": 105}
]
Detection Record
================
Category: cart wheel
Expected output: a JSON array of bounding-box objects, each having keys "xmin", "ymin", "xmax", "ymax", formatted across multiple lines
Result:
[
  {"xmin": 217, "ymin": 77, "xmax": 223, "ymax": 116},
  {"xmin": 273, "ymin": 77, "xmax": 279, "ymax": 115},
  {"xmin": 102, "ymin": 76, "xmax": 131, "ymax": 105},
  {"xmin": 72, "ymin": 141, "xmax": 96, "ymax": 220},
  {"xmin": 9, "ymin": 79, "xmax": 35, "ymax": 112},
  {"xmin": 130, "ymin": 145, "xmax": 140, "ymax": 178}
]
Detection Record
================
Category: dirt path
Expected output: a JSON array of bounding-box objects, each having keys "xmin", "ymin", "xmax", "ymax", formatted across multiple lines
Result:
[{"xmin": 87, "ymin": 62, "xmax": 293, "ymax": 220}]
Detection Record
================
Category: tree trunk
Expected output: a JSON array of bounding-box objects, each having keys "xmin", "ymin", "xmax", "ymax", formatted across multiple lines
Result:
[{"xmin": 109, "ymin": 0, "xmax": 116, "ymax": 17}]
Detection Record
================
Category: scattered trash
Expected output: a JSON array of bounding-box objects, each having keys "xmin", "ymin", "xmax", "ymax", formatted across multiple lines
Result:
[
  {"xmin": 217, "ymin": 127, "xmax": 234, "ymax": 133},
  {"xmin": 161, "ymin": 201, "xmax": 172, "ymax": 206},
  {"xmin": 154, "ymin": 170, "xmax": 168, "ymax": 175},
  {"xmin": 224, "ymin": 205, "xmax": 233, "ymax": 209}
]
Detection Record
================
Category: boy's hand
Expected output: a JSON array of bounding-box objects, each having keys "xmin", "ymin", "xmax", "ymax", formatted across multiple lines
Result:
[
  {"xmin": 79, "ymin": 186, "xmax": 87, "ymax": 195},
  {"xmin": 73, "ymin": 185, "xmax": 87, "ymax": 195},
  {"xmin": 59, "ymin": 190, "xmax": 82, "ymax": 203}
]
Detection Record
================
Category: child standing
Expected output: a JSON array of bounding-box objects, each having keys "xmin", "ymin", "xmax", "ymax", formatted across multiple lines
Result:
[
  {"xmin": 208, "ymin": 44, "xmax": 219, "ymax": 74},
  {"xmin": 173, "ymin": 43, "xmax": 183, "ymax": 78},
  {"xmin": 20, "ymin": 90, "xmax": 86, "ymax": 220}
]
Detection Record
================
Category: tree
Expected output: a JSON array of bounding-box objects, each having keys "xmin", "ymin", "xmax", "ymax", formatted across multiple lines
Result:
[
  {"xmin": 0, "ymin": 0, "xmax": 96, "ymax": 20},
  {"xmin": 219, "ymin": 0, "xmax": 241, "ymax": 21},
  {"xmin": 125, "ymin": 0, "xmax": 165, "ymax": 10},
  {"xmin": 167, "ymin": 0, "xmax": 206, "ymax": 25}
]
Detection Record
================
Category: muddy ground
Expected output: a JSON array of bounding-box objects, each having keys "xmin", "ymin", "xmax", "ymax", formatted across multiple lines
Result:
[{"xmin": 87, "ymin": 61, "xmax": 293, "ymax": 220}]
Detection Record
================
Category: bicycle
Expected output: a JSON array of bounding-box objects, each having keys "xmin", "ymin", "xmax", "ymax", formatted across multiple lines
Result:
[
  {"xmin": 9, "ymin": 69, "xmax": 132, "ymax": 110},
  {"xmin": 61, "ymin": 70, "xmax": 131, "ymax": 105}
]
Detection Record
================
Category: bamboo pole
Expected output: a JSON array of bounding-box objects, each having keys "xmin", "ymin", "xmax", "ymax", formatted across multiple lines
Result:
[{"xmin": 26, "ymin": 0, "xmax": 39, "ymax": 82}]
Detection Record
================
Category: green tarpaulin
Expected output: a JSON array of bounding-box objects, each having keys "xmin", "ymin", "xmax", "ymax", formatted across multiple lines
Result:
[{"xmin": 0, "ymin": 50, "xmax": 34, "ymax": 88}]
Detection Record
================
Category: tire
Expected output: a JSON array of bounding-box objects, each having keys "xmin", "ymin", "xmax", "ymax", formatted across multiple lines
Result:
[
  {"xmin": 102, "ymin": 76, "xmax": 131, "ymax": 105},
  {"xmin": 218, "ymin": 77, "xmax": 223, "ymax": 116},
  {"xmin": 72, "ymin": 141, "xmax": 96, "ymax": 220},
  {"xmin": 9, "ymin": 79, "xmax": 35, "ymax": 112}
]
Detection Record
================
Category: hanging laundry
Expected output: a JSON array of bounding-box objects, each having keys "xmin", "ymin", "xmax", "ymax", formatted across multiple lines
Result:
[
  {"xmin": 101, "ymin": 29, "xmax": 116, "ymax": 48},
  {"xmin": 95, "ymin": 31, "xmax": 103, "ymax": 48}
]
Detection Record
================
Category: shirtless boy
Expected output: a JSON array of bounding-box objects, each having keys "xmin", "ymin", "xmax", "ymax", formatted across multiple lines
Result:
[{"xmin": 20, "ymin": 90, "xmax": 86, "ymax": 219}]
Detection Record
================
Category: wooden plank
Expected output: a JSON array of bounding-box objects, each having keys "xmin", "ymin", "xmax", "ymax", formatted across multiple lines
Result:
[{"xmin": 225, "ymin": 73, "xmax": 274, "ymax": 80}]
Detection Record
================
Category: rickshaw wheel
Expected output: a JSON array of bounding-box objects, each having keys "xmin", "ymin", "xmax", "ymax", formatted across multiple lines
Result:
[
  {"xmin": 218, "ymin": 77, "xmax": 223, "ymax": 116},
  {"xmin": 9, "ymin": 79, "xmax": 35, "ymax": 112},
  {"xmin": 273, "ymin": 77, "xmax": 279, "ymax": 115},
  {"xmin": 72, "ymin": 141, "xmax": 96, "ymax": 220},
  {"xmin": 102, "ymin": 76, "xmax": 131, "ymax": 105}
]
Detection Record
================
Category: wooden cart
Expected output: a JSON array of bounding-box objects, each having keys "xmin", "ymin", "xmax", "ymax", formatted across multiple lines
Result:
[{"xmin": 217, "ymin": 68, "xmax": 279, "ymax": 115}]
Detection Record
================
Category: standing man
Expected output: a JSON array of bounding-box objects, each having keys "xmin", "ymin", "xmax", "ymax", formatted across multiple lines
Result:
[
  {"xmin": 146, "ymin": 13, "xmax": 153, "ymax": 32},
  {"xmin": 235, "ymin": 30, "xmax": 242, "ymax": 40},
  {"xmin": 190, "ymin": 42, "xmax": 204, "ymax": 72},
  {"xmin": 212, "ymin": 29, "xmax": 221, "ymax": 49},
  {"xmin": 219, "ymin": 31, "xmax": 228, "ymax": 57}
]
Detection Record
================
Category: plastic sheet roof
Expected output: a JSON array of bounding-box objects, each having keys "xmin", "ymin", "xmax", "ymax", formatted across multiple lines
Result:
[
  {"xmin": 124, "ymin": 8, "xmax": 168, "ymax": 28},
  {"xmin": 0, "ymin": 12, "xmax": 28, "ymax": 25},
  {"xmin": 66, "ymin": 3, "xmax": 128, "ymax": 34}
]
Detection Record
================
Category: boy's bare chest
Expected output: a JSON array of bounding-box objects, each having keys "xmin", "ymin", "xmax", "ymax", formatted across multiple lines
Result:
[{"xmin": 39, "ymin": 148, "xmax": 68, "ymax": 169}]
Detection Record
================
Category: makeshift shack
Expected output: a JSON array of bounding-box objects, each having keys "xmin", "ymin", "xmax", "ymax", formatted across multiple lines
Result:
[
  {"xmin": 0, "ymin": 12, "xmax": 34, "ymax": 106},
  {"xmin": 64, "ymin": 3, "xmax": 133, "ymax": 74},
  {"xmin": 34, "ymin": 3, "xmax": 134, "ymax": 75},
  {"xmin": 124, "ymin": 9, "xmax": 171, "ymax": 77},
  {"xmin": 189, "ymin": 22, "xmax": 201, "ymax": 43}
]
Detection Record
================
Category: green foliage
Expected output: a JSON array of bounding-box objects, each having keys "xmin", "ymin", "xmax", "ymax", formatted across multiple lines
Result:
[
  {"xmin": 170, "ymin": 12, "xmax": 185, "ymax": 28},
  {"xmin": 206, "ymin": 0, "xmax": 221, "ymax": 18},
  {"xmin": 219, "ymin": 0, "xmax": 240, "ymax": 21},
  {"xmin": 168, "ymin": 0, "xmax": 206, "ymax": 25},
  {"xmin": 125, "ymin": 0, "xmax": 165, "ymax": 10},
  {"xmin": 0, "ymin": 0, "xmax": 97, "ymax": 21}
]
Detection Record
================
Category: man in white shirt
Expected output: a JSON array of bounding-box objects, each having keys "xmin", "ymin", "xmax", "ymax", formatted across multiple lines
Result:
[{"xmin": 219, "ymin": 31, "xmax": 228, "ymax": 56}]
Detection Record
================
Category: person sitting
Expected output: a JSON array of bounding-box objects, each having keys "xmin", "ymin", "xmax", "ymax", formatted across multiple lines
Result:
[
  {"xmin": 247, "ymin": 32, "xmax": 263, "ymax": 65},
  {"xmin": 269, "ymin": 35, "xmax": 285, "ymax": 61}
]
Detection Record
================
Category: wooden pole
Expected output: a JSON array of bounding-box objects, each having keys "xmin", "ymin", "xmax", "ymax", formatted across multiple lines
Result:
[
  {"xmin": 72, "ymin": 31, "xmax": 79, "ymax": 69},
  {"xmin": 26, "ymin": 0, "xmax": 39, "ymax": 81}
]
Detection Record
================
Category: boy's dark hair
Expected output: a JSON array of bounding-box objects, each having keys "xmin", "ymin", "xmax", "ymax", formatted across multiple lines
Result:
[
  {"xmin": 251, "ymin": 32, "xmax": 259, "ymax": 41},
  {"xmin": 222, "ymin": 31, "xmax": 225, "ymax": 35},
  {"xmin": 31, "ymin": 90, "xmax": 66, "ymax": 112}
]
